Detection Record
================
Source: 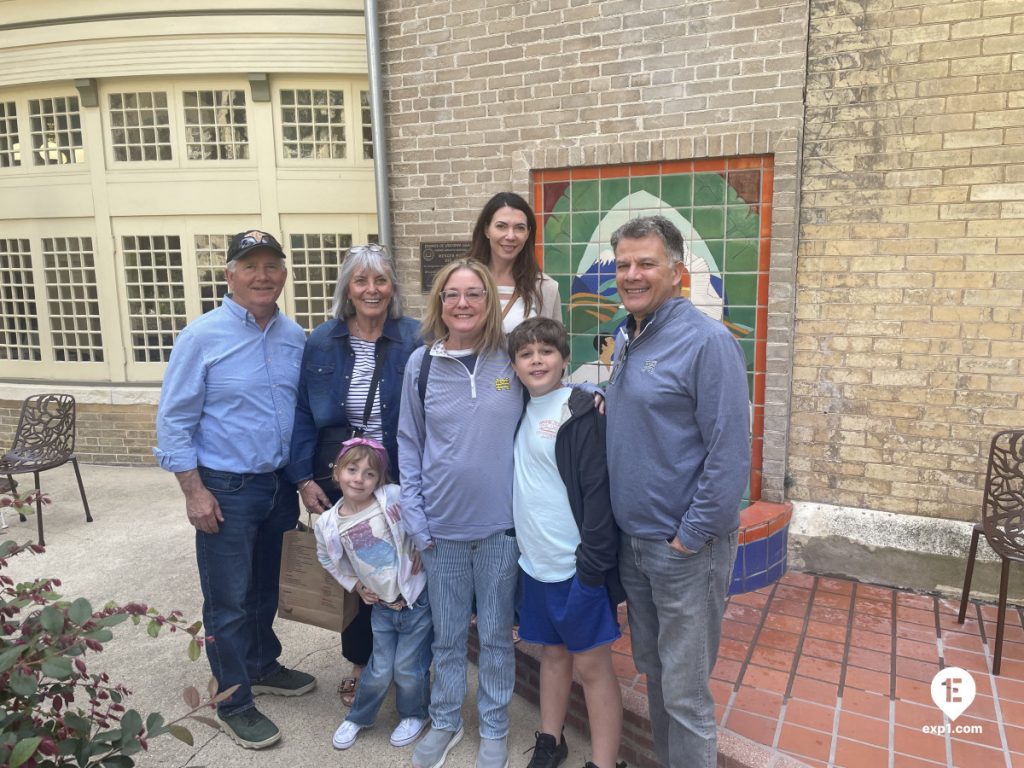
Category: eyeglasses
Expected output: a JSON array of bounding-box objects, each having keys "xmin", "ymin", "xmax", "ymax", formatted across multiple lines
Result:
[
  {"xmin": 440, "ymin": 288, "xmax": 487, "ymax": 305},
  {"xmin": 237, "ymin": 231, "xmax": 274, "ymax": 249},
  {"xmin": 348, "ymin": 244, "xmax": 387, "ymax": 256}
]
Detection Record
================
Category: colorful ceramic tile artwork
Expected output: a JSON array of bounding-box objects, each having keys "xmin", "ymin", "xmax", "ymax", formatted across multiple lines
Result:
[{"xmin": 532, "ymin": 156, "xmax": 773, "ymax": 502}]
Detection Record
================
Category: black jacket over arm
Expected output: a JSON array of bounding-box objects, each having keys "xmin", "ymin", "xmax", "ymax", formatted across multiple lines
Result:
[{"xmin": 554, "ymin": 387, "xmax": 626, "ymax": 605}]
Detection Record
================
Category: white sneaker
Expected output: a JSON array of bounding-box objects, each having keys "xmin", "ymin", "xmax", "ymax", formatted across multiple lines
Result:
[
  {"xmin": 390, "ymin": 716, "xmax": 429, "ymax": 747},
  {"xmin": 332, "ymin": 719, "xmax": 365, "ymax": 750}
]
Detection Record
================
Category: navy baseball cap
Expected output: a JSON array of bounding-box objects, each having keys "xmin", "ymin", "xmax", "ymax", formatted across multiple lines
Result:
[{"xmin": 226, "ymin": 229, "xmax": 287, "ymax": 262}]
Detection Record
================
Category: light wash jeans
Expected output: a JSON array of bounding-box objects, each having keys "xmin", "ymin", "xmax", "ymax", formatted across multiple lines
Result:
[
  {"xmin": 619, "ymin": 531, "xmax": 738, "ymax": 768},
  {"xmin": 347, "ymin": 591, "xmax": 433, "ymax": 726},
  {"xmin": 422, "ymin": 532, "xmax": 519, "ymax": 739},
  {"xmin": 195, "ymin": 467, "xmax": 299, "ymax": 716}
]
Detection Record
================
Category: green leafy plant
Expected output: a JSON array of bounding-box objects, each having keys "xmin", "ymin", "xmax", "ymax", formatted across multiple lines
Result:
[{"xmin": 0, "ymin": 488, "xmax": 230, "ymax": 768}]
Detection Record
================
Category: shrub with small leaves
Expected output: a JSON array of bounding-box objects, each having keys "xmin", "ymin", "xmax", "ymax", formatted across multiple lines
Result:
[{"xmin": 0, "ymin": 489, "xmax": 228, "ymax": 768}]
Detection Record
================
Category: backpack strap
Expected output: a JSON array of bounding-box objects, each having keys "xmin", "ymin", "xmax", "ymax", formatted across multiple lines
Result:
[{"xmin": 418, "ymin": 348, "xmax": 433, "ymax": 405}]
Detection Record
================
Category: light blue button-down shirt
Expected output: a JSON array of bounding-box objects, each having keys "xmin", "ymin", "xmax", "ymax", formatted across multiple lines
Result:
[{"xmin": 154, "ymin": 295, "xmax": 306, "ymax": 475}]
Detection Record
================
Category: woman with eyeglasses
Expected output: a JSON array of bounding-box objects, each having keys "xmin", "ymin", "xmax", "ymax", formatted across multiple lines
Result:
[
  {"xmin": 467, "ymin": 192, "xmax": 562, "ymax": 332},
  {"xmin": 397, "ymin": 259, "xmax": 524, "ymax": 768},
  {"xmin": 288, "ymin": 243, "xmax": 422, "ymax": 708}
]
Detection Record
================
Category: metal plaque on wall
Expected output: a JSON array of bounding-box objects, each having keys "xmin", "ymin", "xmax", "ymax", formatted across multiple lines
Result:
[{"xmin": 419, "ymin": 241, "xmax": 471, "ymax": 292}]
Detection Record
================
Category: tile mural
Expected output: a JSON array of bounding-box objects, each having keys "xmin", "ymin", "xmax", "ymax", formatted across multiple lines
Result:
[{"xmin": 532, "ymin": 157, "xmax": 773, "ymax": 501}]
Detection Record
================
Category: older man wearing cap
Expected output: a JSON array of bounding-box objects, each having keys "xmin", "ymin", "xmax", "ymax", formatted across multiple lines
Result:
[{"xmin": 155, "ymin": 229, "xmax": 314, "ymax": 749}]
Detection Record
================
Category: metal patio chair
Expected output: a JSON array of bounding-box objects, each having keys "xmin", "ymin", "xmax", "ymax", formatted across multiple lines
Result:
[
  {"xmin": 957, "ymin": 429, "xmax": 1024, "ymax": 675},
  {"xmin": 0, "ymin": 393, "xmax": 93, "ymax": 546}
]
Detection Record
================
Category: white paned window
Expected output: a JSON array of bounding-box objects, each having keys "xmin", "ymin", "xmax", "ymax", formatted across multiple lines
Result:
[
  {"xmin": 183, "ymin": 90, "xmax": 248, "ymax": 160},
  {"xmin": 360, "ymin": 90, "xmax": 373, "ymax": 160},
  {"xmin": 195, "ymin": 234, "xmax": 229, "ymax": 314},
  {"xmin": 42, "ymin": 237, "xmax": 104, "ymax": 363},
  {"xmin": 289, "ymin": 232, "xmax": 351, "ymax": 331},
  {"xmin": 0, "ymin": 239, "xmax": 41, "ymax": 360},
  {"xmin": 29, "ymin": 96, "xmax": 84, "ymax": 165},
  {"xmin": 0, "ymin": 75, "xmax": 375, "ymax": 382},
  {"xmin": 0, "ymin": 101, "xmax": 19, "ymax": 167},
  {"xmin": 280, "ymin": 89, "xmax": 345, "ymax": 160},
  {"xmin": 109, "ymin": 92, "xmax": 172, "ymax": 162},
  {"xmin": 121, "ymin": 235, "xmax": 187, "ymax": 362}
]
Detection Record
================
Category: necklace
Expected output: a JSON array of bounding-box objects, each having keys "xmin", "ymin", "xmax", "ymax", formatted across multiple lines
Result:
[
  {"xmin": 348, "ymin": 317, "xmax": 383, "ymax": 342},
  {"xmin": 339, "ymin": 497, "xmax": 376, "ymax": 517}
]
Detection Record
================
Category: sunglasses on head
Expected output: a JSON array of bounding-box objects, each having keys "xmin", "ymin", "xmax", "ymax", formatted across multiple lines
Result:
[
  {"xmin": 237, "ymin": 231, "xmax": 275, "ymax": 249},
  {"xmin": 347, "ymin": 244, "xmax": 387, "ymax": 256}
]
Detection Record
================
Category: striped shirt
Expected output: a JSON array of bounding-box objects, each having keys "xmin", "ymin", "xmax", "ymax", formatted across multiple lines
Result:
[{"xmin": 344, "ymin": 337, "xmax": 383, "ymax": 438}]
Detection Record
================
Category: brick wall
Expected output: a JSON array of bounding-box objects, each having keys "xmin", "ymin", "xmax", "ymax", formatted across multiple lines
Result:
[
  {"xmin": 791, "ymin": 1, "xmax": 1024, "ymax": 519},
  {"xmin": 0, "ymin": 400, "xmax": 157, "ymax": 466},
  {"xmin": 378, "ymin": 0, "xmax": 810, "ymax": 501}
]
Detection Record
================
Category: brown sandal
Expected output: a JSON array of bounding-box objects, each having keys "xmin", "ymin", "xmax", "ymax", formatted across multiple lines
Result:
[{"xmin": 337, "ymin": 676, "xmax": 358, "ymax": 707}]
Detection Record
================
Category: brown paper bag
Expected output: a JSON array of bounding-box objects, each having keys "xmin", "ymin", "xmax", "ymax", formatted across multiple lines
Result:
[{"xmin": 277, "ymin": 527, "xmax": 359, "ymax": 633}]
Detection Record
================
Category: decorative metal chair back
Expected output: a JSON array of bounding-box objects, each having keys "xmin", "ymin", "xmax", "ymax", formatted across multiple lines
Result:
[
  {"xmin": 6, "ymin": 394, "xmax": 77, "ymax": 470},
  {"xmin": 980, "ymin": 430, "xmax": 1024, "ymax": 564}
]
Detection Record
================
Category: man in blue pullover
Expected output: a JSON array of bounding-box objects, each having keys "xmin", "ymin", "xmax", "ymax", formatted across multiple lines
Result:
[{"xmin": 605, "ymin": 216, "xmax": 750, "ymax": 768}]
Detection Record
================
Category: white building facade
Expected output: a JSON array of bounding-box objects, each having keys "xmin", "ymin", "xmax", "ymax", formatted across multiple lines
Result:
[{"xmin": 0, "ymin": 1, "xmax": 375, "ymax": 460}]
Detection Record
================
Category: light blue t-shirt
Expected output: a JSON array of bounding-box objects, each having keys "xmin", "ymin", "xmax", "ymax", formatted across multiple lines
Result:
[{"xmin": 513, "ymin": 387, "xmax": 579, "ymax": 582}]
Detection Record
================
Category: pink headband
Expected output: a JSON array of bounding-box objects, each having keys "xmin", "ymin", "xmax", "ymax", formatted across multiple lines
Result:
[{"xmin": 335, "ymin": 436, "xmax": 389, "ymax": 473}]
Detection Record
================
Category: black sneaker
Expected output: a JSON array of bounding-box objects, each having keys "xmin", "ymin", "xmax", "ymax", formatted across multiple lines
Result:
[
  {"xmin": 216, "ymin": 707, "xmax": 281, "ymax": 749},
  {"xmin": 525, "ymin": 731, "xmax": 568, "ymax": 768},
  {"xmin": 252, "ymin": 666, "xmax": 316, "ymax": 696}
]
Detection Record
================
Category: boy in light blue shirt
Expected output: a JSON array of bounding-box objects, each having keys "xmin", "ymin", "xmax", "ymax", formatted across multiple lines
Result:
[{"xmin": 508, "ymin": 317, "xmax": 626, "ymax": 768}]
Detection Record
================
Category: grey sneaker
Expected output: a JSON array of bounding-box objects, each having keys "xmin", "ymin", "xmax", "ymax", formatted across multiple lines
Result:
[
  {"xmin": 252, "ymin": 666, "xmax": 316, "ymax": 696},
  {"xmin": 476, "ymin": 735, "xmax": 509, "ymax": 768},
  {"xmin": 215, "ymin": 708, "xmax": 281, "ymax": 750},
  {"xmin": 412, "ymin": 725, "xmax": 464, "ymax": 768}
]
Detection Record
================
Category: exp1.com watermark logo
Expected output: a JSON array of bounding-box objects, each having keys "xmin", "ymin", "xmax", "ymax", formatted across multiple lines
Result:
[{"xmin": 922, "ymin": 667, "xmax": 983, "ymax": 736}]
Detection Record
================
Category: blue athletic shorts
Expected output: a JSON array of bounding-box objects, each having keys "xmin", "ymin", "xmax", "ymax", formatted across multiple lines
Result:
[{"xmin": 517, "ymin": 571, "xmax": 621, "ymax": 653}]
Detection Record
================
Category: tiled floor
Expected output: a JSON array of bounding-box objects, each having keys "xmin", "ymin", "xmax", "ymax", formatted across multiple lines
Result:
[{"xmin": 610, "ymin": 571, "xmax": 1024, "ymax": 768}]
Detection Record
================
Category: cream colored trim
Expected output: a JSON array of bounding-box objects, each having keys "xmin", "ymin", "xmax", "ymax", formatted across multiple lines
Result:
[
  {"xmin": 0, "ymin": 31, "xmax": 368, "ymax": 87},
  {"xmin": 0, "ymin": 382, "xmax": 161, "ymax": 406},
  {"xmin": 81, "ymin": 101, "xmax": 126, "ymax": 382},
  {"xmin": 1, "ymin": 1, "xmax": 364, "ymax": 29}
]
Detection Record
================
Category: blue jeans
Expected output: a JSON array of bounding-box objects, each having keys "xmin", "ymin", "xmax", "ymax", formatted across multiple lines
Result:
[
  {"xmin": 422, "ymin": 532, "xmax": 519, "ymax": 738},
  {"xmin": 619, "ymin": 531, "xmax": 738, "ymax": 768},
  {"xmin": 348, "ymin": 591, "xmax": 433, "ymax": 726},
  {"xmin": 196, "ymin": 467, "xmax": 299, "ymax": 715}
]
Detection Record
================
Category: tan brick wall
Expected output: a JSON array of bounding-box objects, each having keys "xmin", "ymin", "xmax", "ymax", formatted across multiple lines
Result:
[
  {"xmin": 379, "ymin": 0, "xmax": 809, "ymax": 501},
  {"xmin": 791, "ymin": 1, "xmax": 1024, "ymax": 519},
  {"xmin": 0, "ymin": 400, "xmax": 157, "ymax": 466}
]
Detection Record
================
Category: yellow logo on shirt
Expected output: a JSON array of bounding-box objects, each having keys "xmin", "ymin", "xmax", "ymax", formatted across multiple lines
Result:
[{"xmin": 495, "ymin": 377, "xmax": 511, "ymax": 391}]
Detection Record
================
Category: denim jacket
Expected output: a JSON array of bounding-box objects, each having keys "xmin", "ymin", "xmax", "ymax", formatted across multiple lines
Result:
[{"xmin": 287, "ymin": 315, "xmax": 422, "ymax": 484}]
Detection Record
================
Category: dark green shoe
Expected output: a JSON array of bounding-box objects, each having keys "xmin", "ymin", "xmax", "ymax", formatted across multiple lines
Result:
[
  {"xmin": 252, "ymin": 666, "xmax": 316, "ymax": 696},
  {"xmin": 216, "ymin": 707, "xmax": 281, "ymax": 749}
]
